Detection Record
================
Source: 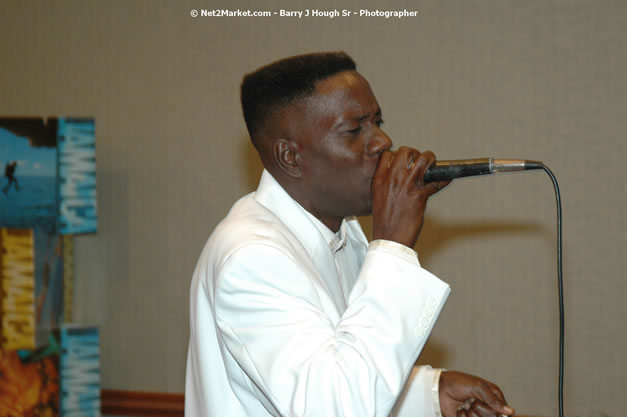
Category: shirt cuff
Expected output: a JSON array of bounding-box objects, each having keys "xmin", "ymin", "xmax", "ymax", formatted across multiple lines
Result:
[
  {"xmin": 369, "ymin": 239, "xmax": 420, "ymax": 266},
  {"xmin": 432, "ymin": 368, "xmax": 444, "ymax": 417}
]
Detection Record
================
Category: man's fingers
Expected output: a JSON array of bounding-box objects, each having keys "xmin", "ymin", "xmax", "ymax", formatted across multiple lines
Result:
[
  {"xmin": 439, "ymin": 371, "xmax": 514, "ymax": 417},
  {"xmin": 484, "ymin": 381, "xmax": 505, "ymax": 403},
  {"xmin": 375, "ymin": 150, "xmax": 394, "ymax": 173},
  {"xmin": 377, "ymin": 148, "xmax": 441, "ymax": 186},
  {"xmin": 489, "ymin": 384, "xmax": 508, "ymax": 405},
  {"xmin": 406, "ymin": 151, "xmax": 417, "ymax": 170},
  {"xmin": 468, "ymin": 400, "xmax": 503, "ymax": 417},
  {"xmin": 388, "ymin": 146, "xmax": 418, "ymax": 175},
  {"xmin": 376, "ymin": 147, "xmax": 438, "ymax": 189},
  {"xmin": 404, "ymin": 149, "xmax": 448, "ymax": 194},
  {"xmin": 406, "ymin": 149, "xmax": 435, "ymax": 182},
  {"xmin": 472, "ymin": 383, "xmax": 514, "ymax": 416},
  {"xmin": 487, "ymin": 383, "xmax": 514, "ymax": 415}
]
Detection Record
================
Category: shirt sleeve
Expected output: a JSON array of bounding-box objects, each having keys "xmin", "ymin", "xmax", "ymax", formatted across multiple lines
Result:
[
  {"xmin": 367, "ymin": 240, "xmax": 445, "ymax": 417},
  {"xmin": 389, "ymin": 366, "xmax": 444, "ymax": 417},
  {"xmin": 214, "ymin": 242, "xmax": 450, "ymax": 417},
  {"xmin": 368, "ymin": 239, "xmax": 421, "ymax": 265}
]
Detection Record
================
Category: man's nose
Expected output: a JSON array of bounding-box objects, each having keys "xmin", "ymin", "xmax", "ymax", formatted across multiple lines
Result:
[{"xmin": 366, "ymin": 130, "xmax": 393, "ymax": 155}]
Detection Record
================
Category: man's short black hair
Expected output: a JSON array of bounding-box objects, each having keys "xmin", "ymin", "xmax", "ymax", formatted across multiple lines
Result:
[{"xmin": 241, "ymin": 51, "xmax": 357, "ymax": 144}]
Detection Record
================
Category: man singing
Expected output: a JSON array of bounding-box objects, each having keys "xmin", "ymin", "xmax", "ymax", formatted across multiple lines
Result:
[{"xmin": 185, "ymin": 52, "xmax": 515, "ymax": 417}]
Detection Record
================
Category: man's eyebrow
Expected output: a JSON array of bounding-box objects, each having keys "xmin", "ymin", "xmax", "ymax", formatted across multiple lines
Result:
[
  {"xmin": 354, "ymin": 108, "xmax": 383, "ymax": 122},
  {"xmin": 332, "ymin": 108, "xmax": 382, "ymax": 129}
]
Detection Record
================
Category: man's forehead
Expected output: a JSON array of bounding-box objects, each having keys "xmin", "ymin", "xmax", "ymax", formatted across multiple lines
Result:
[
  {"xmin": 266, "ymin": 70, "xmax": 380, "ymax": 137},
  {"xmin": 304, "ymin": 70, "xmax": 380, "ymax": 118}
]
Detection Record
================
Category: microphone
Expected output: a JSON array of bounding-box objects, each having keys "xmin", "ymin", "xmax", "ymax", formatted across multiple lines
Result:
[{"xmin": 423, "ymin": 158, "xmax": 544, "ymax": 183}]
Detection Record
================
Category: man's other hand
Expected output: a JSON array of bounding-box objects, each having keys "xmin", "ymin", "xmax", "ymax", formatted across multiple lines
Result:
[{"xmin": 439, "ymin": 371, "xmax": 515, "ymax": 417}]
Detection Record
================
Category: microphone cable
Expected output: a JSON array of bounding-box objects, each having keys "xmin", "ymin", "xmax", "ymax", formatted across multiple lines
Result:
[
  {"xmin": 424, "ymin": 158, "xmax": 564, "ymax": 415},
  {"xmin": 541, "ymin": 164, "xmax": 564, "ymax": 417}
]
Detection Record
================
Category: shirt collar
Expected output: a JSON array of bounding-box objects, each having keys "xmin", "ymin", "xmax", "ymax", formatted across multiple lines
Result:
[
  {"xmin": 300, "ymin": 208, "xmax": 348, "ymax": 254},
  {"xmin": 254, "ymin": 169, "xmax": 349, "ymax": 256}
]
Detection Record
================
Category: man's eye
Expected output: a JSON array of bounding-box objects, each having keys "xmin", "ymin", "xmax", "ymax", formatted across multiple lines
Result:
[
  {"xmin": 348, "ymin": 127, "xmax": 362, "ymax": 134},
  {"xmin": 376, "ymin": 119, "xmax": 385, "ymax": 127}
]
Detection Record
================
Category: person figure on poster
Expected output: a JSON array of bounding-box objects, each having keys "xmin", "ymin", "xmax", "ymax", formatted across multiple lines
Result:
[
  {"xmin": 185, "ymin": 52, "xmax": 516, "ymax": 417},
  {"xmin": 3, "ymin": 161, "xmax": 20, "ymax": 196}
]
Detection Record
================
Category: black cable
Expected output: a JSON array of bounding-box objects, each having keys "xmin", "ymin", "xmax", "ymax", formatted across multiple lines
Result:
[{"xmin": 542, "ymin": 164, "xmax": 564, "ymax": 417}]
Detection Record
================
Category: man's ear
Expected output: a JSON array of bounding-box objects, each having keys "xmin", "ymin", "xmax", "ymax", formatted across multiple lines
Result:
[{"xmin": 272, "ymin": 139, "xmax": 302, "ymax": 178}]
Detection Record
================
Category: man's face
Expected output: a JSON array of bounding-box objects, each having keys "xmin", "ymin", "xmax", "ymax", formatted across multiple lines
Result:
[{"xmin": 285, "ymin": 70, "xmax": 393, "ymax": 223}]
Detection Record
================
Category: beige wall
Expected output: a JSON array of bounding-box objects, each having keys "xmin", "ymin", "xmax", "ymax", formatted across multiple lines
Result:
[{"xmin": 2, "ymin": 1, "xmax": 625, "ymax": 416}]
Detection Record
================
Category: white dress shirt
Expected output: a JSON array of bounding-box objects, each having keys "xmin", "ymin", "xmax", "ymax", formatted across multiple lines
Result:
[{"xmin": 185, "ymin": 170, "xmax": 450, "ymax": 417}]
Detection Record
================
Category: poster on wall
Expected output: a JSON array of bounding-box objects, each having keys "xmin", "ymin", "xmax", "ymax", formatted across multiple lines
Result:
[
  {"xmin": 0, "ymin": 117, "xmax": 97, "ymax": 235},
  {"xmin": 0, "ymin": 227, "xmax": 64, "ymax": 351},
  {"xmin": 59, "ymin": 325, "xmax": 101, "ymax": 417},
  {"xmin": 0, "ymin": 226, "xmax": 80, "ymax": 416},
  {"xmin": 0, "ymin": 325, "xmax": 101, "ymax": 417},
  {"xmin": 0, "ymin": 343, "xmax": 60, "ymax": 417}
]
